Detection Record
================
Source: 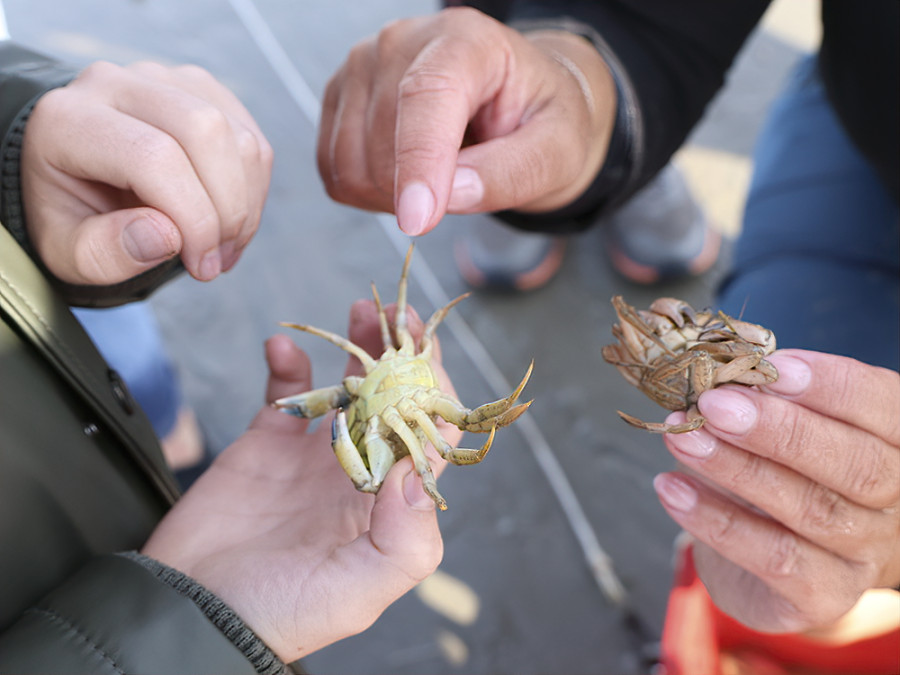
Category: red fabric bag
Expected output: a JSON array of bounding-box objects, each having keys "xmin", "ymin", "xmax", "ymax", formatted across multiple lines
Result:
[{"xmin": 659, "ymin": 543, "xmax": 900, "ymax": 675}]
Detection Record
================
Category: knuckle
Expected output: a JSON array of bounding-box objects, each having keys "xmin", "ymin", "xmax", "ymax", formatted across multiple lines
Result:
[
  {"xmin": 765, "ymin": 401, "xmax": 810, "ymax": 464},
  {"xmin": 441, "ymin": 5, "xmax": 493, "ymax": 29},
  {"xmin": 375, "ymin": 18, "xmax": 410, "ymax": 56},
  {"xmin": 135, "ymin": 129, "xmax": 183, "ymax": 168},
  {"xmin": 346, "ymin": 40, "xmax": 375, "ymax": 72},
  {"xmin": 173, "ymin": 63, "xmax": 216, "ymax": 85},
  {"xmin": 724, "ymin": 451, "xmax": 767, "ymax": 492},
  {"xmin": 257, "ymin": 134, "xmax": 275, "ymax": 170},
  {"xmin": 398, "ymin": 66, "xmax": 463, "ymax": 101},
  {"xmin": 798, "ymin": 483, "xmax": 854, "ymax": 538},
  {"xmin": 763, "ymin": 530, "xmax": 801, "ymax": 580},
  {"xmin": 128, "ymin": 60, "xmax": 168, "ymax": 79},
  {"xmin": 233, "ymin": 124, "xmax": 259, "ymax": 160},
  {"xmin": 845, "ymin": 445, "xmax": 893, "ymax": 505},
  {"xmin": 184, "ymin": 105, "xmax": 232, "ymax": 145},
  {"xmin": 79, "ymin": 60, "xmax": 123, "ymax": 83},
  {"xmin": 707, "ymin": 506, "xmax": 741, "ymax": 548}
]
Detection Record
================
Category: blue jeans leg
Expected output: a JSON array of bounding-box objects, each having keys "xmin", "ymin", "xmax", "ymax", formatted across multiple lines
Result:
[
  {"xmin": 73, "ymin": 302, "xmax": 182, "ymax": 438},
  {"xmin": 717, "ymin": 55, "xmax": 900, "ymax": 371}
]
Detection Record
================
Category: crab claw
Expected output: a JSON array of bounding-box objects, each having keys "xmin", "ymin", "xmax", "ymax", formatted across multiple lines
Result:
[
  {"xmin": 445, "ymin": 425, "xmax": 498, "ymax": 465},
  {"xmin": 462, "ymin": 361, "xmax": 534, "ymax": 431},
  {"xmin": 648, "ymin": 297, "xmax": 697, "ymax": 327},
  {"xmin": 465, "ymin": 400, "xmax": 532, "ymax": 433}
]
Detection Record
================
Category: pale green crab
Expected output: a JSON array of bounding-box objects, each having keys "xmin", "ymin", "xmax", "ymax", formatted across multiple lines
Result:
[{"xmin": 273, "ymin": 245, "xmax": 533, "ymax": 510}]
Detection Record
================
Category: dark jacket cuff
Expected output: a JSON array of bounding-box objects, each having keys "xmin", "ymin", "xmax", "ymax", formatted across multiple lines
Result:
[
  {"xmin": 121, "ymin": 552, "xmax": 286, "ymax": 675},
  {"xmin": 0, "ymin": 41, "xmax": 75, "ymax": 251},
  {"xmin": 0, "ymin": 553, "xmax": 287, "ymax": 674}
]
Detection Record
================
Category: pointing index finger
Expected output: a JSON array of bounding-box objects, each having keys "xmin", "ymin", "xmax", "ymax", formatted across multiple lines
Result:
[{"xmin": 393, "ymin": 28, "xmax": 511, "ymax": 235}]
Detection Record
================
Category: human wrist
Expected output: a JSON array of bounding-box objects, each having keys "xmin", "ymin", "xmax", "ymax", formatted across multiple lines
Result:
[
  {"xmin": 489, "ymin": 18, "xmax": 642, "ymax": 234},
  {"xmin": 521, "ymin": 29, "xmax": 616, "ymax": 212}
]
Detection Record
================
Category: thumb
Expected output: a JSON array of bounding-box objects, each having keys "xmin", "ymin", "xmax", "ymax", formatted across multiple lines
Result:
[
  {"xmin": 352, "ymin": 458, "xmax": 444, "ymax": 588},
  {"xmin": 41, "ymin": 207, "xmax": 182, "ymax": 285},
  {"xmin": 447, "ymin": 116, "xmax": 587, "ymax": 215}
]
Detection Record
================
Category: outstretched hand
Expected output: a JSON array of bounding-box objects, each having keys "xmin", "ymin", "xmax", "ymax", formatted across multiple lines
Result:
[
  {"xmin": 142, "ymin": 300, "xmax": 457, "ymax": 662},
  {"xmin": 318, "ymin": 7, "xmax": 616, "ymax": 236},
  {"xmin": 655, "ymin": 349, "xmax": 900, "ymax": 632},
  {"xmin": 22, "ymin": 61, "xmax": 273, "ymax": 285}
]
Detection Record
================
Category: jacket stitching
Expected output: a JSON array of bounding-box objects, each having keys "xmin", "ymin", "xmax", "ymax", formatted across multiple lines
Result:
[{"xmin": 24, "ymin": 607, "xmax": 125, "ymax": 674}]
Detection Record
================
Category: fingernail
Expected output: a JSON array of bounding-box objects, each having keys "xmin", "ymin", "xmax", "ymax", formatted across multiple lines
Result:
[
  {"xmin": 403, "ymin": 470, "xmax": 434, "ymax": 510},
  {"xmin": 667, "ymin": 420, "xmax": 717, "ymax": 458},
  {"xmin": 763, "ymin": 353, "xmax": 811, "ymax": 396},
  {"xmin": 698, "ymin": 388, "xmax": 758, "ymax": 435},
  {"xmin": 397, "ymin": 182, "xmax": 435, "ymax": 236},
  {"xmin": 123, "ymin": 217, "xmax": 177, "ymax": 263},
  {"xmin": 447, "ymin": 167, "xmax": 484, "ymax": 211},
  {"xmin": 653, "ymin": 474, "xmax": 696, "ymax": 512},
  {"xmin": 219, "ymin": 240, "xmax": 241, "ymax": 272},
  {"xmin": 198, "ymin": 248, "xmax": 222, "ymax": 281}
]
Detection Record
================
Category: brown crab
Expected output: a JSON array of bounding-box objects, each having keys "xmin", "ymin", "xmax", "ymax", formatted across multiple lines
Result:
[{"xmin": 601, "ymin": 295, "xmax": 778, "ymax": 433}]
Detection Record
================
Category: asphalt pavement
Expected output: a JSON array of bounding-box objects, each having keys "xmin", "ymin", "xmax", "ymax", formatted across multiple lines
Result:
[{"xmin": 5, "ymin": 1, "xmax": 815, "ymax": 672}]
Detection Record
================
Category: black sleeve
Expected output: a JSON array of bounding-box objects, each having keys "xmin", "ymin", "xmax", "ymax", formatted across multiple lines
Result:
[{"xmin": 460, "ymin": 0, "xmax": 771, "ymax": 232}]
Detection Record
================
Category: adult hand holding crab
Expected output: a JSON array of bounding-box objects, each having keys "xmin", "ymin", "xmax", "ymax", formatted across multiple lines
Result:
[
  {"xmin": 142, "ymin": 300, "xmax": 454, "ymax": 664},
  {"xmin": 654, "ymin": 349, "xmax": 900, "ymax": 633}
]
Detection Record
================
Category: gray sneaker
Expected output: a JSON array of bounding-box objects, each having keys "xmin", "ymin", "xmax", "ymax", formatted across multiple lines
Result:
[{"xmin": 453, "ymin": 214, "xmax": 566, "ymax": 292}]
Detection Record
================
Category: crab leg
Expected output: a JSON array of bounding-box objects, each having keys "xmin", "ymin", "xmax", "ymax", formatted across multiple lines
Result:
[
  {"xmin": 421, "ymin": 377, "xmax": 532, "ymax": 432},
  {"xmin": 611, "ymin": 295, "xmax": 676, "ymax": 360},
  {"xmin": 370, "ymin": 283, "xmax": 395, "ymax": 353},
  {"xmin": 419, "ymin": 292, "xmax": 470, "ymax": 360},
  {"xmin": 398, "ymin": 399, "xmax": 497, "ymax": 465},
  {"xmin": 394, "ymin": 245, "xmax": 416, "ymax": 356},
  {"xmin": 718, "ymin": 311, "xmax": 776, "ymax": 348},
  {"xmin": 617, "ymin": 404, "xmax": 706, "ymax": 434},
  {"xmin": 601, "ymin": 344, "xmax": 648, "ymax": 388},
  {"xmin": 332, "ymin": 410, "xmax": 376, "ymax": 492},
  {"xmin": 720, "ymin": 355, "xmax": 778, "ymax": 386},
  {"xmin": 273, "ymin": 384, "xmax": 351, "ymax": 418},
  {"xmin": 648, "ymin": 297, "xmax": 697, "ymax": 327},
  {"xmin": 382, "ymin": 405, "xmax": 447, "ymax": 510},
  {"xmin": 459, "ymin": 361, "xmax": 533, "ymax": 430},
  {"xmin": 281, "ymin": 322, "xmax": 376, "ymax": 373}
]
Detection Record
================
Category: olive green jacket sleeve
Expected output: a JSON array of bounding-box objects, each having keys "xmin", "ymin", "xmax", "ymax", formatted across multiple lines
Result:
[{"xmin": 0, "ymin": 39, "xmax": 183, "ymax": 307}]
